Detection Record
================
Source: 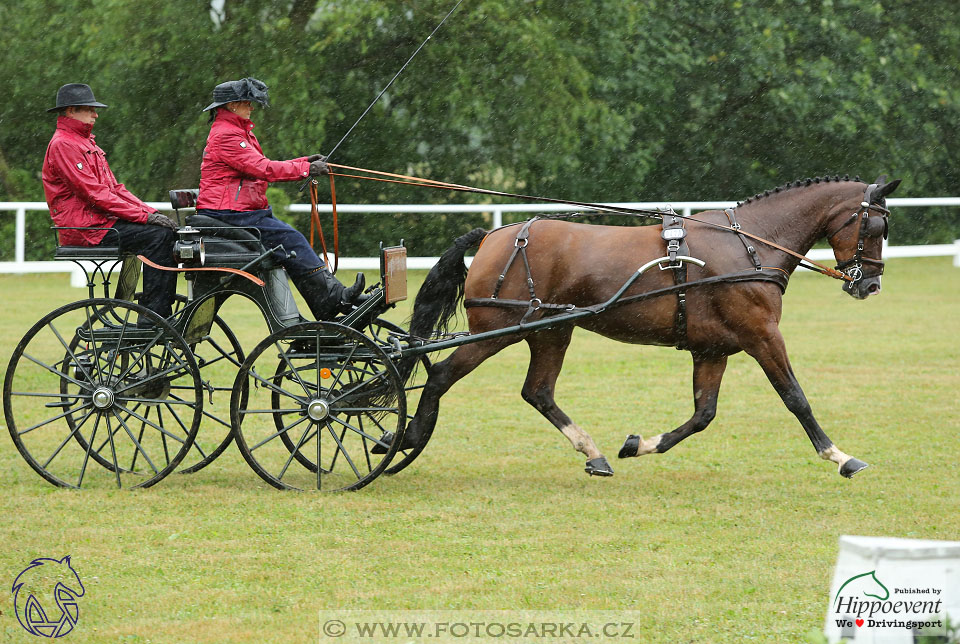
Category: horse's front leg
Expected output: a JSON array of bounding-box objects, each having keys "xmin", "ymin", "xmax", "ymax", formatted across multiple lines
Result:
[
  {"xmin": 618, "ymin": 352, "xmax": 727, "ymax": 459},
  {"xmin": 743, "ymin": 325, "xmax": 868, "ymax": 478}
]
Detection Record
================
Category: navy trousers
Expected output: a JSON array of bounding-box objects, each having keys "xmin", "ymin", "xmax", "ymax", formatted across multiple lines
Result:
[
  {"xmin": 196, "ymin": 207, "xmax": 323, "ymax": 277},
  {"xmin": 99, "ymin": 220, "xmax": 177, "ymax": 318}
]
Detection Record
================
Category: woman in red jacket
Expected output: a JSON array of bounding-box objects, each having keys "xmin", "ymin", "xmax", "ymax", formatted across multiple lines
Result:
[{"xmin": 196, "ymin": 77, "xmax": 364, "ymax": 320}]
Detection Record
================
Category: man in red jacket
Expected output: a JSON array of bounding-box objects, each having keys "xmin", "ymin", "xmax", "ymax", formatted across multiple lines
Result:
[
  {"xmin": 42, "ymin": 83, "xmax": 178, "ymax": 320},
  {"xmin": 197, "ymin": 77, "xmax": 364, "ymax": 320}
]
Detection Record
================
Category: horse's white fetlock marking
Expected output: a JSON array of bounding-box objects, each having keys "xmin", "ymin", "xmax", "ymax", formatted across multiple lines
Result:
[
  {"xmin": 636, "ymin": 434, "xmax": 663, "ymax": 456},
  {"xmin": 559, "ymin": 423, "xmax": 602, "ymax": 459},
  {"xmin": 819, "ymin": 445, "xmax": 852, "ymax": 471}
]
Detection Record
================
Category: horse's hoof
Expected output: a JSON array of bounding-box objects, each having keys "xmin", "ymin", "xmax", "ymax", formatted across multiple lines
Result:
[
  {"xmin": 840, "ymin": 457, "xmax": 869, "ymax": 478},
  {"xmin": 618, "ymin": 435, "xmax": 640, "ymax": 459},
  {"xmin": 370, "ymin": 431, "xmax": 394, "ymax": 454},
  {"xmin": 585, "ymin": 457, "xmax": 614, "ymax": 477}
]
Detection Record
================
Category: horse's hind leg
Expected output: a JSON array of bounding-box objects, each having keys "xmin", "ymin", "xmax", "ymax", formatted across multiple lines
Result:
[
  {"xmin": 401, "ymin": 336, "xmax": 517, "ymax": 451},
  {"xmin": 744, "ymin": 325, "xmax": 868, "ymax": 478},
  {"xmin": 618, "ymin": 352, "xmax": 727, "ymax": 459},
  {"xmin": 521, "ymin": 328, "xmax": 612, "ymax": 477}
]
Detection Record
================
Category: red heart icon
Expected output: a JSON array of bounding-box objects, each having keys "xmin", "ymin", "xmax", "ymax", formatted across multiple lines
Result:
[{"xmin": 856, "ymin": 619, "xmax": 864, "ymax": 627}]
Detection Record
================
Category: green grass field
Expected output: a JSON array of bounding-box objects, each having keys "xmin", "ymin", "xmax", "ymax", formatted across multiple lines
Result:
[{"xmin": 1, "ymin": 257, "xmax": 958, "ymax": 643}]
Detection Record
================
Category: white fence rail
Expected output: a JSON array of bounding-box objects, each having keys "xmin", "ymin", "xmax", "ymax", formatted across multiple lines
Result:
[{"xmin": 2, "ymin": 198, "xmax": 959, "ymax": 287}]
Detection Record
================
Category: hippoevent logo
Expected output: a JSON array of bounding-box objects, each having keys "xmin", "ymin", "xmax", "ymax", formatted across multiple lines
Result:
[
  {"xmin": 11, "ymin": 556, "xmax": 85, "ymax": 638},
  {"xmin": 831, "ymin": 570, "xmax": 944, "ymax": 632}
]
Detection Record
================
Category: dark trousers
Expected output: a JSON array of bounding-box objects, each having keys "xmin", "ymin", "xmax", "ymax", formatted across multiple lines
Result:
[
  {"xmin": 196, "ymin": 207, "xmax": 323, "ymax": 277},
  {"xmin": 99, "ymin": 220, "xmax": 177, "ymax": 318}
]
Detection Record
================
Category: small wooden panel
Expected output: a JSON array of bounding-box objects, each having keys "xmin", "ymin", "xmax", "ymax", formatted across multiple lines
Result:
[{"xmin": 382, "ymin": 246, "xmax": 408, "ymax": 304}]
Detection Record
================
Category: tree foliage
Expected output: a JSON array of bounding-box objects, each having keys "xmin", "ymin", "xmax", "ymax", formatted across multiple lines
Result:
[{"xmin": 2, "ymin": 0, "xmax": 958, "ymax": 259}]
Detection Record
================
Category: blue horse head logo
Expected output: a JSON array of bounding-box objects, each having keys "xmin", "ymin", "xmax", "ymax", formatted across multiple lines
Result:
[{"xmin": 12, "ymin": 556, "xmax": 85, "ymax": 638}]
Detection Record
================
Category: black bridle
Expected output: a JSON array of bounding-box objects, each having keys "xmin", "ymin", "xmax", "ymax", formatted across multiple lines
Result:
[{"xmin": 826, "ymin": 183, "xmax": 890, "ymax": 283}]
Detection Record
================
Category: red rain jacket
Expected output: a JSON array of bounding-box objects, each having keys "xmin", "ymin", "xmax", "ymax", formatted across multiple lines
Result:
[
  {"xmin": 197, "ymin": 110, "xmax": 310, "ymax": 211},
  {"xmin": 42, "ymin": 116, "xmax": 157, "ymax": 246}
]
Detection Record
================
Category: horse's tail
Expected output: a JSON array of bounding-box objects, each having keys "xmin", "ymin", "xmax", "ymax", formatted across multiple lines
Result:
[{"xmin": 399, "ymin": 227, "xmax": 487, "ymax": 380}]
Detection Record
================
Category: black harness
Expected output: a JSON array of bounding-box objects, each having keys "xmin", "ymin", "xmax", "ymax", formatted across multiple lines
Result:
[{"xmin": 463, "ymin": 216, "xmax": 789, "ymax": 348}]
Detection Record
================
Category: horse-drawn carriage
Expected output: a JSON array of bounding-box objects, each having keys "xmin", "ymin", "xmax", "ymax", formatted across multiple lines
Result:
[{"xmin": 4, "ymin": 175, "xmax": 900, "ymax": 491}]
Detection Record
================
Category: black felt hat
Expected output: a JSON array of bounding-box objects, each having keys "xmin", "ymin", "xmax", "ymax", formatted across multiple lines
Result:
[
  {"xmin": 202, "ymin": 77, "xmax": 270, "ymax": 112},
  {"xmin": 48, "ymin": 83, "xmax": 108, "ymax": 112}
]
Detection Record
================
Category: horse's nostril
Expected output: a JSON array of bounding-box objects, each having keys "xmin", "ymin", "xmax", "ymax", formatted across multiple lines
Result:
[{"xmin": 868, "ymin": 283, "xmax": 881, "ymax": 294}]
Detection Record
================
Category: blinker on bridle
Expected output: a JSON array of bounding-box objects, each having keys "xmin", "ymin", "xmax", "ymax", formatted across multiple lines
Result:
[{"xmin": 827, "ymin": 185, "xmax": 890, "ymax": 284}]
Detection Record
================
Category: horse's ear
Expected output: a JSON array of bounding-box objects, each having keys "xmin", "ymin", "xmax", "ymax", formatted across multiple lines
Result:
[
  {"xmin": 872, "ymin": 174, "xmax": 888, "ymax": 185},
  {"xmin": 875, "ymin": 179, "xmax": 902, "ymax": 199}
]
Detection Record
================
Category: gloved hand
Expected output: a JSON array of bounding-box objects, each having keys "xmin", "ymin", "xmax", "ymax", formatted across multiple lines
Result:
[
  {"xmin": 309, "ymin": 159, "xmax": 329, "ymax": 176},
  {"xmin": 306, "ymin": 154, "xmax": 326, "ymax": 163},
  {"xmin": 147, "ymin": 212, "xmax": 178, "ymax": 230}
]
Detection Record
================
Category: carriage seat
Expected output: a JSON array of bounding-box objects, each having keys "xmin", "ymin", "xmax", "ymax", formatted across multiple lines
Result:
[{"xmin": 52, "ymin": 226, "xmax": 124, "ymax": 261}]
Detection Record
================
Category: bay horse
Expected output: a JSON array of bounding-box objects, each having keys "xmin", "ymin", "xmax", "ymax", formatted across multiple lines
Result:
[{"xmin": 397, "ymin": 176, "xmax": 900, "ymax": 478}]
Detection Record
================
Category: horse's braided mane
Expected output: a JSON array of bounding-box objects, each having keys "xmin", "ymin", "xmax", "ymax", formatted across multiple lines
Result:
[{"xmin": 737, "ymin": 174, "xmax": 862, "ymax": 207}]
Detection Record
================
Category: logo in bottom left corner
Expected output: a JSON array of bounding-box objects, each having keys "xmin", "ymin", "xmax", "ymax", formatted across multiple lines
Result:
[{"xmin": 12, "ymin": 556, "xmax": 85, "ymax": 638}]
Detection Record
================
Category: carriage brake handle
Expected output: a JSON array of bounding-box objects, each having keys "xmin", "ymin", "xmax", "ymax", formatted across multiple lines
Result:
[{"xmin": 219, "ymin": 245, "xmax": 291, "ymax": 285}]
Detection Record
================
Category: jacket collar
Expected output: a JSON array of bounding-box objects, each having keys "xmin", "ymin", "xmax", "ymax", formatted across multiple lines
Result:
[
  {"xmin": 215, "ymin": 108, "xmax": 256, "ymax": 132},
  {"xmin": 56, "ymin": 115, "xmax": 94, "ymax": 140}
]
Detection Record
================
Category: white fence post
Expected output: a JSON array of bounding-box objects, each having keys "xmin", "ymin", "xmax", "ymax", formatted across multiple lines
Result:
[
  {"xmin": 15, "ymin": 207, "xmax": 25, "ymax": 263},
  {"xmin": 492, "ymin": 208, "xmax": 502, "ymax": 229},
  {"xmin": 954, "ymin": 239, "xmax": 960, "ymax": 268}
]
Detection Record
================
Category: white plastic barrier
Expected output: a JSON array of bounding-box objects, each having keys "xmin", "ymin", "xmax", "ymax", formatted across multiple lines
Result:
[{"xmin": 824, "ymin": 535, "xmax": 960, "ymax": 643}]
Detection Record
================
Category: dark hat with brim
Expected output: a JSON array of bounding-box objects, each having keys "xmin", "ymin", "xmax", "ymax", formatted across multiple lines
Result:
[
  {"xmin": 48, "ymin": 83, "xmax": 108, "ymax": 112},
  {"xmin": 202, "ymin": 77, "xmax": 270, "ymax": 112}
]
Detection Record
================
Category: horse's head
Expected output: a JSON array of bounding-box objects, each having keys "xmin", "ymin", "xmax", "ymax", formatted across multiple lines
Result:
[{"xmin": 825, "ymin": 176, "xmax": 901, "ymax": 299}]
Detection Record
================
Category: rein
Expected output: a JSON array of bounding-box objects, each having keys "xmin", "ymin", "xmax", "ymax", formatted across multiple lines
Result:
[
  {"xmin": 308, "ymin": 176, "xmax": 339, "ymax": 274},
  {"xmin": 325, "ymin": 162, "xmax": 856, "ymax": 282}
]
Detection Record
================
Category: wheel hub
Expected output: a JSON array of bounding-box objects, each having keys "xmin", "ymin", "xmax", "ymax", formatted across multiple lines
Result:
[
  {"xmin": 306, "ymin": 399, "xmax": 330, "ymax": 421},
  {"xmin": 92, "ymin": 386, "xmax": 115, "ymax": 410}
]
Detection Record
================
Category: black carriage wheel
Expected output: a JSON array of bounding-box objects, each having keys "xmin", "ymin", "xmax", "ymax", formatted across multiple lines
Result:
[
  {"xmin": 4, "ymin": 299, "xmax": 202, "ymax": 489},
  {"xmin": 231, "ymin": 321, "xmax": 405, "ymax": 491},
  {"xmin": 167, "ymin": 295, "xmax": 245, "ymax": 474},
  {"xmin": 365, "ymin": 318, "xmax": 434, "ymax": 476}
]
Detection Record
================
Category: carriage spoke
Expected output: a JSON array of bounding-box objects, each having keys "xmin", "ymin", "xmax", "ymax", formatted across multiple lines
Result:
[
  {"xmin": 275, "ymin": 341, "xmax": 315, "ymax": 398},
  {"xmin": 169, "ymin": 392, "xmax": 230, "ymax": 429},
  {"xmin": 106, "ymin": 307, "xmax": 132, "ymax": 377},
  {"xmin": 113, "ymin": 402, "xmax": 186, "ymax": 444},
  {"xmin": 104, "ymin": 414, "xmax": 123, "ymax": 488},
  {"xmin": 327, "ymin": 339, "xmax": 360, "ymax": 393},
  {"xmin": 41, "ymin": 408, "xmax": 96, "ymax": 469},
  {"xmin": 327, "ymin": 414, "xmax": 393, "ymax": 449},
  {"xmin": 277, "ymin": 424, "xmax": 316, "ymax": 481},
  {"xmin": 47, "ymin": 321, "xmax": 96, "ymax": 384},
  {"xmin": 246, "ymin": 367, "xmax": 307, "ymax": 403},
  {"xmin": 249, "ymin": 415, "xmax": 308, "ymax": 452},
  {"xmin": 22, "ymin": 353, "xmax": 92, "ymax": 391},
  {"xmin": 18, "ymin": 403, "xmax": 94, "ymax": 436},
  {"xmin": 112, "ymin": 410, "xmax": 160, "ymax": 475},
  {"xmin": 77, "ymin": 413, "xmax": 102, "ymax": 488},
  {"xmin": 81, "ymin": 304, "xmax": 105, "ymax": 383},
  {"xmin": 326, "ymin": 424, "xmax": 363, "ymax": 480}
]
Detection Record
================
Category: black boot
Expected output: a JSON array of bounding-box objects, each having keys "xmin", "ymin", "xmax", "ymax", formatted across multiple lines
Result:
[{"xmin": 291, "ymin": 270, "xmax": 366, "ymax": 320}]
